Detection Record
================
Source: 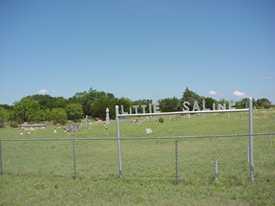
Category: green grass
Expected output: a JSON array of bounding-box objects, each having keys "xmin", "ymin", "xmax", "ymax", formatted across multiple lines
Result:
[{"xmin": 0, "ymin": 110, "xmax": 275, "ymax": 205}]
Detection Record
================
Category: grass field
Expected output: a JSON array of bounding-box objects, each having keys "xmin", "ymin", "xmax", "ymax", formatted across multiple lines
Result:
[{"xmin": 0, "ymin": 110, "xmax": 275, "ymax": 205}]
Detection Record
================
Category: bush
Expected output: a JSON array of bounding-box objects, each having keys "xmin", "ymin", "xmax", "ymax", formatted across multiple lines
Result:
[
  {"xmin": 256, "ymin": 98, "xmax": 272, "ymax": 109},
  {"xmin": 12, "ymin": 98, "xmax": 41, "ymax": 123},
  {"xmin": 0, "ymin": 107, "xmax": 9, "ymax": 124},
  {"xmin": 0, "ymin": 118, "xmax": 4, "ymax": 128},
  {"xmin": 49, "ymin": 108, "xmax": 67, "ymax": 125},
  {"xmin": 158, "ymin": 117, "xmax": 164, "ymax": 123},
  {"xmin": 0, "ymin": 107, "xmax": 10, "ymax": 128},
  {"xmin": 66, "ymin": 103, "xmax": 83, "ymax": 121},
  {"xmin": 10, "ymin": 121, "xmax": 18, "ymax": 128}
]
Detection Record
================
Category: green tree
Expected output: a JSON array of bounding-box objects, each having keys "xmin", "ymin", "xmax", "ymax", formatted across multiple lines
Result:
[
  {"xmin": 49, "ymin": 108, "xmax": 67, "ymax": 125},
  {"xmin": 235, "ymin": 98, "xmax": 256, "ymax": 109},
  {"xmin": 204, "ymin": 97, "xmax": 217, "ymax": 109},
  {"xmin": 91, "ymin": 96, "xmax": 117, "ymax": 119},
  {"xmin": 31, "ymin": 109, "xmax": 50, "ymax": 122},
  {"xmin": 181, "ymin": 88, "xmax": 202, "ymax": 110},
  {"xmin": 13, "ymin": 98, "xmax": 41, "ymax": 123},
  {"xmin": 69, "ymin": 88, "xmax": 116, "ymax": 116},
  {"xmin": 132, "ymin": 99, "xmax": 153, "ymax": 113},
  {"xmin": 116, "ymin": 97, "xmax": 132, "ymax": 114},
  {"xmin": 256, "ymin": 98, "xmax": 272, "ymax": 109},
  {"xmin": 0, "ymin": 107, "xmax": 9, "ymax": 128},
  {"xmin": 53, "ymin": 97, "xmax": 67, "ymax": 108},
  {"xmin": 66, "ymin": 103, "xmax": 83, "ymax": 121},
  {"xmin": 24, "ymin": 95, "xmax": 67, "ymax": 109},
  {"xmin": 159, "ymin": 97, "xmax": 180, "ymax": 112}
]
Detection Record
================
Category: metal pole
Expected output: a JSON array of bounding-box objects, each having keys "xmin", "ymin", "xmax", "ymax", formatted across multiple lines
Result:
[
  {"xmin": 118, "ymin": 108, "xmax": 249, "ymax": 118},
  {"xmin": 175, "ymin": 140, "xmax": 180, "ymax": 184},
  {"xmin": 72, "ymin": 138, "xmax": 77, "ymax": 179},
  {"xmin": 86, "ymin": 115, "xmax": 88, "ymax": 129},
  {"xmin": 0, "ymin": 140, "xmax": 3, "ymax": 176},
  {"xmin": 248, "ymin": 97, "xmax": 255, "ymax": 182},
  {"xmin": 115, "ymin": 105, "xmax": 122, "ymax": 177},
  {"xmin": 214, "ymin": 160, "xmax": 219, "ymax": 182}
]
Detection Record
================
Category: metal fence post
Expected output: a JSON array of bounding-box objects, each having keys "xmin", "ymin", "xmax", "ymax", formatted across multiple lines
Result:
[
  {"xmin": 214, "ymin": 160, "xmax": 219, "ymax": 182},
  {"xmin": 72, "ymin": 138, "xmax": 77, "ymax": 179},
  {"xmin": 115, "ymin": 105, "xmax": 122, "ymax": 177},
  {"xmin": 0, "ymin": 140, "xmax": 3, "ymax": 176},
  {"xmin": 248, "ymin": 97, "xmax": 255, "ymax": 182},
  {"xmin": 175, "ymin": 139, "xmax": 180, "ymax": 184}
]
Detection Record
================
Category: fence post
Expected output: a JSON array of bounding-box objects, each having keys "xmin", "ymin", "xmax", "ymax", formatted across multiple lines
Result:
[
  {"xmin": 0, "ymin": 140, "xmax": 3, "ymax": 176},
  {"xmin": 214, "ymin": 160, "xmax": 219, "ymax": 182},
  {"xmin": 248, "ymin": 97, "xmax": 255, "ymax": 182},
  {"xmin": 72, "ymin": 138, "xmax": 77, "ymax": 179},
  {"xmin": 175, "ymin": 139, "xmax": 180, "ymax": 184},
  {"xmin": 115, "ymin": 105, "xmax": 122, "ymax": 177}
]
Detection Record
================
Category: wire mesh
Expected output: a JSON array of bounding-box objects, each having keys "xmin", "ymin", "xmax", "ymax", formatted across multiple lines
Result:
[
  {"xmin": 2, "ymin": 140, "xmax": 72, "ymax": 177},
  {"xmin": 0, "ymin": 134, "xmax": 274, "ymax": 183},
  {"xmin": 0, "ymin": 110, "xmax": 274, "ymax": 183}
]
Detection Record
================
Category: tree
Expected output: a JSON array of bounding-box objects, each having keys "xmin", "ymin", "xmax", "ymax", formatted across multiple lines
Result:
[
  {"xmin": 256, "ymin": 98, "xmax": 272, "ymax": 109},
  {"xmin": 181, "ymin": 88, "xmax": 202, "ymax": 110},
  {"xmin": 69, "ymin": 88, "xmax": 116, "ymax": 116},
  {"xmin": 31, "ymin": 109, "xmax": 50, "ymax": 122},
  {"xmin": 49, "ymin": 108, "xmax": 67, "ymax": 125},
  {"xmin": 12, "ymin": 98, "xmax": 41, "ymax": 123},
  {"xmin": 132, "ymin": 99, "xmax": 153, "ymax": 113},
  {"xmin": 204, "ymin": 97, "xmax": 217, "ymax": 109},
  {"xmin": 53, "ymin": 97, "xmax": 67, "ymax": 108},
  {"xmin": 66, "ymin": 103, "xmax": 83, "ymax": 121},
  {"xmin": 116, "ymin": 97, "xmax": 132, "ymax": 114},
  {"xmin": 235, "ymin": 98, "xmax": 256, "ymax": 109},
  {"xmin": 0, "ymin": 104, "xmax": 12, "ymax": 110},
  {"xmin": 0, "ymin": 107, "xmax": 9, "ymax": 128},
  {"xmin": 159, "ymin": 97, "xmax": 180, "ymax": 112},
  {"xmin": 91, "ymin": 96, "xmax": 117, "ymax": 119},
  {"xmin": 23, "ymin": 95, "xmax": 67, "ymax": 109}
]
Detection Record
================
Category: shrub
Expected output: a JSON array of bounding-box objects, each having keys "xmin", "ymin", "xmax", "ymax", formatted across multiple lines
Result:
[
  {"xmin": 158, "ymin": 117, "xmax": 164, "ymax": 123},
  {"xmin": 49, "ymin": 108, "xmax": 67, "ymax": 125},
  {"xmin": 12, "ymin": 98, "xmax": 41, "ymax": 123},
  {"xmin": 0, "ymin": 118, "xmax": 4, "ymax": 128},
  {"xmin": 0, "ymin": 107, "xmax": 9, "ymax": 128},
  {"xmin": 10, "ymin": 121, "xmax": 18, "ymax": 128},
  {"xmin": 66, "ymin": 103, "xmax": 83, "ymax": 121}
]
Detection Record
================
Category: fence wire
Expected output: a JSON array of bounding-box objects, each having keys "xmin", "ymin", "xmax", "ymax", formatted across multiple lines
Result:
[{"xmin": 0, "ymin": 133, "xmax": 274, "ymax": 184}]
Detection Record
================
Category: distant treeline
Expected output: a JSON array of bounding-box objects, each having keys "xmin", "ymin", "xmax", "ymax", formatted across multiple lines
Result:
[{"xmin": 0, "ymin": 88, "xmax": 273, "ymax": 127}]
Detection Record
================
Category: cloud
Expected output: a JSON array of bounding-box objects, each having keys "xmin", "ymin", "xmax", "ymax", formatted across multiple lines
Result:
[
  {"xmin": 209, "ymin": 90, "xmax": 217, "ymax": 96},
  {"xmin": 38, "ymin": 89, "xmax": 49, "ymax": 95},
  {"xmin": 233, "ymin": 90, "xmax": 245, "ymax": 97},
  {"xmin": 263, "ymin": 76, "xmax": 273, "ymax": 80}
]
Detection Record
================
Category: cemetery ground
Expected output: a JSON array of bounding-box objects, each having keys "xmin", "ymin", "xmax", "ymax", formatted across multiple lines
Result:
[{"xmin": 0, "ymin": 110, "xmax": 275, "ymax": 205}]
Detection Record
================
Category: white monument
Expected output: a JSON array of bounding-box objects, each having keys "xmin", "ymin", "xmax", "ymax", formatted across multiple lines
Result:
[{"xmin": 106, "ymin": 107, "xmax": 110, "ymax": 123}]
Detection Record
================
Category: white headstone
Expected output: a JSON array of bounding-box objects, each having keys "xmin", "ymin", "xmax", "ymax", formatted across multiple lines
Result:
[
  {"xmin": 85, "ymin": 115, "xmax": 88, "ymax": 128},
  {"xmin": 106, "ymin": 107, "xmax": 110, "ymax": 123},
  {"xmin": 145, "ymin": 128, "xmax": 153, "ymax": 135}
]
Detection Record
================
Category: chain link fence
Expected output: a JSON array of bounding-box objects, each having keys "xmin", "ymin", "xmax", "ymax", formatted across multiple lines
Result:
[{"xmin": 0, "ymin": 133, "xmax": 274, "ymax": 184}]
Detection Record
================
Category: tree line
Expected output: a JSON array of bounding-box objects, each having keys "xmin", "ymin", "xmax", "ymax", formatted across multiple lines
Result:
[{"xmin": 0, "ymin": 88, "xmax": 273, "ymax": 127}]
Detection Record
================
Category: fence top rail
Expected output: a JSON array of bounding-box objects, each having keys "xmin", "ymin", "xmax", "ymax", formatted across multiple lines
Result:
[
  {"xmin": 0, "ymin": 132, "xmax": 274, "ymax": 142},
  {"xmin": 117, "ymin": 108, "xmax": 249, "ymax": 118}
]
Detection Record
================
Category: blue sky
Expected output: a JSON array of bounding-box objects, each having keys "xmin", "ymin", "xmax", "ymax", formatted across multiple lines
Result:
[{"xmin": 1, "ymin": 0, "xmax": 274, "ymax": 104}]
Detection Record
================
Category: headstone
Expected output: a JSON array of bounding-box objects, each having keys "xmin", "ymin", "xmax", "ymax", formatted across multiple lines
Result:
[
  {"xmin": 85, "ymin": 115, "xmax": 88, "ymax": 128},
  {"xmin": 64, "ymin": 124, "xmax": 80, "ymax": 133},
  {"xmin": 145, "ymin": 128, "xmax": 153, "ymax": 135},
  {"xmin": 106, "ymin": 107, "xmax": 110, "ymax": 123}
]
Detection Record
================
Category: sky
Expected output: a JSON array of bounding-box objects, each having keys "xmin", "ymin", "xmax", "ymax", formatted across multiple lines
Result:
[{"xmin": 0, "ymin": 0, "xmax": 274, "ymax": 104}]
